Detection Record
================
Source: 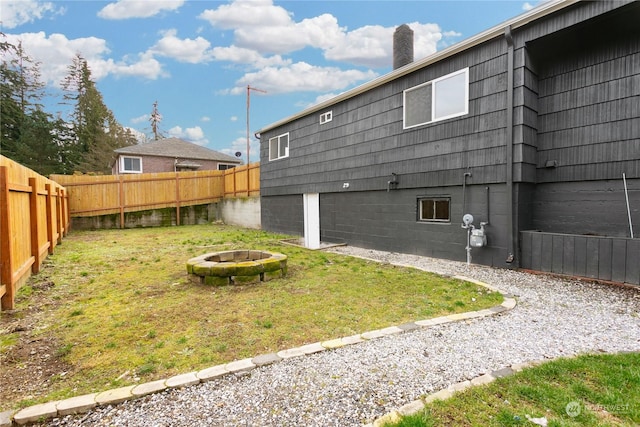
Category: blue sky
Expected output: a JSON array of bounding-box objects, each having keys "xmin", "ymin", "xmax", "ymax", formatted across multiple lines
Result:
[{"xmin": 3, "ymin": 0, "xmax": 544, "ymax": 163}]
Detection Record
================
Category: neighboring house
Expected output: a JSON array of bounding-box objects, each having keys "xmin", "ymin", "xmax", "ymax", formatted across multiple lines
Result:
[
  {"xmin": 112, "ymin": 137, "xmax": 242, "ymax": 174},
  {"xmin": 258, "ymin": 0, "xmax": 640, "ymax": 283}
]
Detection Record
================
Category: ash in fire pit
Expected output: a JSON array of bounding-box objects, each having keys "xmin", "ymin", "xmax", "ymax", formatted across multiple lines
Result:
[{"xmin": 186, "ymin": 250, "xmax": 287, "ymax": 286}]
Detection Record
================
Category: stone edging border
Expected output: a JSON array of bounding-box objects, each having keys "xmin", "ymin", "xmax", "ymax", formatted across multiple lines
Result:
[
  {"xmin": 0, "ymin": 274, "xmax": 515, "ymax": 427},
  {"xmin": 363, "ymin": 359, "xmax": 544, "ymax": 427}
]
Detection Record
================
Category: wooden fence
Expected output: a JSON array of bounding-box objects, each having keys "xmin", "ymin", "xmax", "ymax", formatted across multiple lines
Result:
[
  {"xmin": 50, "ymin": 162, "xmax": 260, "ymax": 227},
  {"xmin": 0, "ymin": 155, "xmax": 70, "ymax": 310}
]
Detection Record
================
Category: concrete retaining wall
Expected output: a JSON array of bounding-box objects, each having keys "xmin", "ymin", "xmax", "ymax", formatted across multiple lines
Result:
[{"xmin": 71, "ymin": 197, "xmax": 261, "ymax": 230}]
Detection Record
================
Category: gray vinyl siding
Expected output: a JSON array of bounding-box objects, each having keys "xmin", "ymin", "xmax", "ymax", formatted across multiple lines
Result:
[
  {"xmin": 260, "ymin": 0, "xmax": 640, "ymax": 278},
  {"xmin": 260, "ymin": 36, "xmax": 510, "ymax": 197}
]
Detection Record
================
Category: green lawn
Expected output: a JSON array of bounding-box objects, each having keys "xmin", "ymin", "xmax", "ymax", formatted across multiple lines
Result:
[
  {"xmin": 1, "ymin": 224, "xmax": 503, "ymax": 411},
  {"xmin": 385, "ymin": 352, "xmax": 640, "ymax": 427}
]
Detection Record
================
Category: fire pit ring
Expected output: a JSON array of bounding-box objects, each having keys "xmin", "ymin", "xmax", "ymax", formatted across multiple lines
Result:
[{"xmin": 187, "ymin": 250, "xmax": 287, "ymax": 286}]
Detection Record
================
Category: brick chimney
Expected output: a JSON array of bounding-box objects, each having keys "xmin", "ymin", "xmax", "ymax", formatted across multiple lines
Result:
[{"xmin": 393, "ymin": 24, "xmax": 414, "ymax": 69}]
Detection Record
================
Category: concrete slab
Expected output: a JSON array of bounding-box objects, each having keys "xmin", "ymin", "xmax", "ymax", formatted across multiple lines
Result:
[
  {"xmin": 361, "ymin": 326, "xmax": 403, "ymax": 340},
  {"xmin": 491, "ymin": 367, "xmax": 515, "ymax": 378},
  {"xmin": 95, "ymin": 385, "xmax": 136, "ymax": 405},
  {"xmin": 321, "ymin": 338, "xmax": 345, "ymax": 349},
  {"xmin": 502, "ymin": 298, "xmax": 517, "ymax": 309},
  {"xmin": 424, "ymin": 388, "xmax": 453, "ymax": 403},
  {"xmin": 225, "ymin": 358, "xmax": 256, "ymax": 373},
  {"xmin": 132, "ymin": 380, "xmax": 168, "ymax": 397},
  {"xmin": 252, "ymin": 353, "xmax": 282, "ymax": 366},
  {"xmin": 341, "ymin": 334, "xmax": 366, "ymax": 345},
  {"xmin": 166, "ymin": 372, "xmax": 200, "ymax": 389},
  {"xmin": 13, "ymin": 401, "xmax": 59, "ymax": 425},
  {"xmin": 397, "ymin": 399, "xmax": 425, "ymax": 416},
  {"xmin": 197, "ymin": 364, "xmax": 230, "ymax": 381},
  {"xmin": 298, "ymin": 342, "xmax": 326, "ymax": 355},
  {"xmin": 56, "ymin": 393, "xmax": 98, "ymax": 416},
  {"xmin": 448, "ymin": 380, "xmax": 472, "ymax": 393},
  {"xmin": 397, "ymin": 322, "xmax": 420, "ymax": 332},
  {"xmin": 0, "ymin": 410, "xmax": 15, "ymax": 427},
  {"xmin": 471, "ymin": 374, "xmax": 496, "ymax": 386},
  {"xmin": 277, "ymin": 347, "xmax": 306, "ymax": 359}
]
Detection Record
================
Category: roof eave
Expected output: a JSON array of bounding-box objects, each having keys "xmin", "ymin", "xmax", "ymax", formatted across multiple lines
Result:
[{"xmin": 257, "ymin": 0, "xmax": 579, "ymax": 135}]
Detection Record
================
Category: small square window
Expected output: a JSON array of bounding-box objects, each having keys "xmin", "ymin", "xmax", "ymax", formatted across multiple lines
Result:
[
  {"xmin": 121, "ymin": 156, "xmax": 142, "ymax": 173},
  {"xmin": 269, "ymin": 133, "xmax": 289, "ymax": 161},
  {"xmin": 418, "ymin": 197, "xmax": 450, "ymax": 222},
  {"xmin": 320, "ymin": 111, "xmax": 332, "ymax": 124}
]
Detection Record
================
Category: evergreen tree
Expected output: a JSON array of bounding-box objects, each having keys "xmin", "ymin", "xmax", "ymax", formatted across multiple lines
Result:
[
  {"xmin": 1, "ymin": 35, "xmax": 24, "ymax": 159},
  {"xmin": 61, "ymin": 54, "xmax": 134, "ymax": 173},
  {"xmin": 0, "ymin": 35, "xmax": 67, "ymax": 174}
]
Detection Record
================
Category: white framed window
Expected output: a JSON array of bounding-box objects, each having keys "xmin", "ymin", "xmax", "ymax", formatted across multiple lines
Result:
[
  {"xmin": 120, "ymin": 156, "xmax": 142, "ymax": 173},
  {"xmin": 319, "ymin": 111, "xmax": 332, "ymax": 124},
  {"xmin": 269, "ymin": 133, "xmax": 289, "ymax": 161},
  {"xmin": 218, "ymin": 164, "xmax": 236, "ymax": 170},
  {"xmin": 404, "ymin": 68, "xmax": 469, "ymax": 129},
  {"xmin": 418, "ymin": 197, "xmax": 450, "ymax": 222}
]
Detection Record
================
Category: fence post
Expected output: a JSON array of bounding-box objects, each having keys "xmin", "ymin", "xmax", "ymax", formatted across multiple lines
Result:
[
  {"xmin": 175, "ymin": 173, "xmax": 181, "ymax": 226},
  {"xmin": 0, "ymin": 166, "xmax": 14, "ymax": 310},
  {"xmin": 29, "ymin": 178, "xmax": 41, "ymax": 274},
  {"xmin": 61, "ymin": 188, "xmax": 68, "ymax": 236},
  {"xmin": 56, "ymin": 186, "xmax": 63, "ymax": 244},
  {"xmin": 119, "ymin": 175, "xmax": 125, "ymax": 229},
  {"xmin": 45, "ymin": 183, "xmax": 54, "ymax": 254}
]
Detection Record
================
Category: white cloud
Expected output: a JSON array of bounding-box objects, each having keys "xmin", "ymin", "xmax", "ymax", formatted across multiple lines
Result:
[
  {"xmin": 230, "ymin": 116, "xmax": 238, "ymax": 122},
  {"xmin": 150, "ymin": 29, "xmax": 213, "ymax": 63},
  {"xmin": 232, "ymin": 62, "xmax": 378, "ymax": 95},
  {"xmin": 210, "ymin": 45, "xmax": 290, "ymax": 68},
  {"xmin": 198, "ymin": 0, "xmax": 292, "ymax": 30},
  {"xmin": 131, "ymin": 114, "xmax": 149, "ymax": 124},
  {"xmin": 201, "ymin": 116, "xmax": 211, "ymax": 122},
  {"xmin": 167, "ymin": 125, "xmax": 209, "ymax": 146},
  {"xmin": 4, "ymin": 32, "xmax": 167, "ymax": 86},
  {"xmin": 1, "ymin": 0, "xmax": 64, "ymax": 29},
  {"xmin": 98, "ymin": 0, "xmax": 185, "ymax": 20},
  {"xmin": 234, "ymin": 13, "xmax": 345, "ymax": 55}
]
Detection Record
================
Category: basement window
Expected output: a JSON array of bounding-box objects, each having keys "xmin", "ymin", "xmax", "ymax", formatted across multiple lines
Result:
[
  {"xmin": 404, "ymin": 68, "xmax": 469, "ymax": 129},
  {"xmin": 120, "ymin": 156, "xmax": 142, "ymax": 173},
  {"xmin": 319, "ymin": 111, "xmax": 332, "ymax": 124},
  {"xmin": 269, "ymin": 133, "xmax": 289, "ymax": 161},
  {"xmin": 418, "ymin": 197, "xmax": 450, "ymax": 222}
]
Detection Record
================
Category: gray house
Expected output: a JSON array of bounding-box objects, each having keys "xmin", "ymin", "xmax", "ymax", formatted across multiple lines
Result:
[
  {"xmin": 258, "ymin": 0, "xmax": 640, "ymax": 285},
  {"xmin": 112, "ymin": 138, "xmax": 242, "ymax": 175}
]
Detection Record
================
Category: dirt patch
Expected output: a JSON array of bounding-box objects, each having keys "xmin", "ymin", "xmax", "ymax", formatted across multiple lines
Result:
[{"xmin": 0, "ymin": 276, "xmax": 74, "ymax": 411}]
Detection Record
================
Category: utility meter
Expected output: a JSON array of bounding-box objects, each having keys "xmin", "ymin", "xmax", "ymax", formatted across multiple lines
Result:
[{"xmin": 470, "ymin": 228, "xmax": 487, "ymax": 248}]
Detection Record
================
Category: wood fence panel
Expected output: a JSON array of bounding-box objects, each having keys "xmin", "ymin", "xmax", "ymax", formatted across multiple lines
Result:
[
  {"xmin": 50, "ymin": 163, "xmax": 259, "ymax": 226},
  {"xmin": 1, "ymin": 155, "xmax": 69, "ymax": 310}
]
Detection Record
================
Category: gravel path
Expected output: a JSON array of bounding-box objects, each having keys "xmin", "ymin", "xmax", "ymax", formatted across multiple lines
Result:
[{"xmin": 42, "ymin": 247, "xmax": 640, "ymax": 427}]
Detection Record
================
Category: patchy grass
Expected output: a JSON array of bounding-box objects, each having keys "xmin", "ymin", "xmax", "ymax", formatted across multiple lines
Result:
[
  {"xmin": 1, "ymin": 224, "xmax": 502, "ymax": 410},
  {"xmin": 385, "ymin": 352, "xmax": 640, "ymax": 427}
]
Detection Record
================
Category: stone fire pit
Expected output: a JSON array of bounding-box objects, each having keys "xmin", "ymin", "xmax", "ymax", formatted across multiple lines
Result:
[{"xmin": 186, "ymin": 250, "xmax": 287, "ymax": 286}]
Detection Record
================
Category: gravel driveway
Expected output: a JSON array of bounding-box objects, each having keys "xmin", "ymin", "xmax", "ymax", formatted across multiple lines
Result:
[{"xmin": 41, "ymin": 247, "xmax": 640, "ymax": 427}]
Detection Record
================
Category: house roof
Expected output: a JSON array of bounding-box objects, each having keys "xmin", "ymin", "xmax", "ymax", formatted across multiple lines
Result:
[
  {"xmin": 257, "ymin": 0, "xmax": 579, "ymax": 135},
  {"xmin": 114, "ymin": 138, "xmax": 242, "ymax": 164}
]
